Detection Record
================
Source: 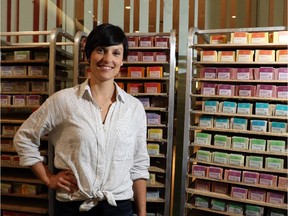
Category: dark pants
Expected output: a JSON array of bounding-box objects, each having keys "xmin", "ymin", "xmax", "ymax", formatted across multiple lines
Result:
[{"xmin": 54, "ymin": 199, "xmax": 133, "ymax": 216}]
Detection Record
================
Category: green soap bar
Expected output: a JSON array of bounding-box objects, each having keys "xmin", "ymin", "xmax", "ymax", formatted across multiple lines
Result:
[{"xmin": 195, "ymin": 132, "xmax": 211, "ymax": 145}]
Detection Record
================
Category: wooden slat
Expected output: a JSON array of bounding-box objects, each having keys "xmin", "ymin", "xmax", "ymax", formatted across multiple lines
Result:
[
  {"xmin": 44, "ymin": 0, "xmax": 48, "ymax": 32},
  {"xmin": 220, "ymin": 0, "xmax": 227, "ymax": 28},
  {"xmin": 269, "ymin": 0, "xmax": 274, "ymax": 26},
  {"xmin": 230, "ymin": 0, "xmax": 236, "ymax": 28},
  {"xmin": 245, "ymin": 0, "xmax": 252, "ymax": 27},
  {"xmin": 124, "ymin": 0, "xmax": 130, "ymax": 32},
  {"xmin": 33, "ymin": 0, "xmax": 40, "ymax": 42},
  {"xmin": 7, "ymin": 0, "xmax": 12, "ymax": 42},
  {"xmin": 198, "ymin": 0, "xmax": 205, "ymax": 44},
  {"xmin": 16, "ymin": 0, "xmax": 19, "ymax": 43},
  {"xmin": 284, "ymin": 0, "xmax": 287, "ymax": 26}
]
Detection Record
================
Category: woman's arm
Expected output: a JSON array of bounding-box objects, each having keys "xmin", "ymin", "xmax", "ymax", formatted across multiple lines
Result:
[{"xmin": 133, "ymin": 178, "xmax": 147, "ymax": 216}]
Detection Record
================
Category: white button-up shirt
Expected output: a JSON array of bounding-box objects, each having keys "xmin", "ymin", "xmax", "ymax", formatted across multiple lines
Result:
[{"xmin": 13, "ymin": 79, "xmax": 150, "ymax": 211}]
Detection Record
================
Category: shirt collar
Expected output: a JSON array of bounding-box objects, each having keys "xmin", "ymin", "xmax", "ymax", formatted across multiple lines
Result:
[{"xmin": 78, "ymin": 79, "xmax": 125, "ymax": 103}]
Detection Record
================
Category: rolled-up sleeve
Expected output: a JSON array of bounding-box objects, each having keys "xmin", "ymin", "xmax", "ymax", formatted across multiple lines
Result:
[
  {"xmin": 13, "ymin": 99, "xmax": 53, "ymax": 167},
  {"xmin": 130, "ymin": 105, "xmax": 150, "ymax": 181}
]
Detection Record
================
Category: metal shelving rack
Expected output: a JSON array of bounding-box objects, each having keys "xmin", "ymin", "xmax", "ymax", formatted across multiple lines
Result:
[
  {"xmin": 180, "ymin": 26, "xmax": 288, "ymax": 216},
  {"xmin": 74, "ymin": 30, "xmax": 176, "ymax": 216},
  {"xmin": 0, "ymin": 28, "xmax": 74, "ymax": 215}
]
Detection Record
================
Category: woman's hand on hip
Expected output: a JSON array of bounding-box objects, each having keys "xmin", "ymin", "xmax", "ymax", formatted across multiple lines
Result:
[{"xmin": 48, "ymin": 170, "xmax": 78, "ymax": 193}]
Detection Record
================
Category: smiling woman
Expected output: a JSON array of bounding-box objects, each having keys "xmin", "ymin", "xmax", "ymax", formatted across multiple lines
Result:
[{"xmin": 13, "ymin": 23, "xmax": 150, "ymax": 216}]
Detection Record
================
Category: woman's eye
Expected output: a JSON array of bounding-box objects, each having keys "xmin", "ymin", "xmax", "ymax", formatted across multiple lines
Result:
[
  {"xmin": 95, "ymin": 48, "xmax": 104, "ymax": 53},
  {"xmin": 114, "ymin": 51, "xmax": 121, "ymax": 56}
]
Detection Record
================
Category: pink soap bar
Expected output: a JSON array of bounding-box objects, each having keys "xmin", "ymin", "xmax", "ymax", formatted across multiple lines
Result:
[
  {"xmin": 155, "ymin": 52, "xmax": 167, "ymax": 62},
  {"xmin": 242, "ymin": 171, "xmax": 259, "ymax": 184},
  {"xmin": 277, "ymin": 86, "xmax": 288, "ymax": 98},
  {"xmin": 248, "ymin": 188, "xmax": 266, "ymax": 202},
  {"xmin": 224, "ymin": 169, "xmax": 241, "ymax": 182},
  {"xmin": 256, "ymin": 84, "xmax": 277, "ymax": 98},
  {"xmin": 211, "ymin": 182, "xmax": 229, "ymax": 194},
  {"xmin": 237, "ymin": 85, "xmax": 256, "ymax": 97},
  {"xmin": 217, "ymin": 84, "xmax": 235, "ymax": 96},
  {"xmin": 266, "ymin": 192, "xmax": 285, "ymax": 204},
  {"xmin": 127, "ymin": 51, "xmax": 141, "ymax": 62},
  {"xmin": 200, "ymin": 67, "xmax": 217, "ymax": 78},
  {"xmin": 259, "ymin": 173, "xmax": 277, "ymax": 187},
  {"xmin": 217, "ymin": 68, "xmax": 236, "ymax": 79},
  {"xmin": 236, "ymin": 68, "xmax": 254, "ymax": 80},
  {"xmin": 192, "ymin": 165, "xmax": 207, "ymax": 177},
  {"xmin": 195, "ymin": 179, "xmax": 211, "ymax": 191},
  {"xmin": 276, "ymin": 67, "xmax": 288, "ymax": 80},
  {"xmin": 142, "ymin": 52, "xmax": 155, "ymax": 62},
  {"xmin": 231, "ymin": 187, "xmax": 248, "ymax": 199},
  {"xmin": 201, "ymin": 83, "xmax": 217, "ymax": 95},
  {"xmin": 207, "ymin": 166, "xmax": 223, "ymax": 180},
  {"xmin": 254, "ymin": 67, "xmax": 275, "ymax": 80},
  {"xmin": 278, "ymin": 176, "xmax": 288, "ymax": 189}
]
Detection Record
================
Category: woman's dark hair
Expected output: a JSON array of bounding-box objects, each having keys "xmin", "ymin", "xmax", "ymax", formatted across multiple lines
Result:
[{"xmin": 85, "ymin": 23, "xmax": 129, "ymax": 61}]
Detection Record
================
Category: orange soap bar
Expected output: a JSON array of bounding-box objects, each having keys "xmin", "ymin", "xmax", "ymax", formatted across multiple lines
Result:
[
  {"xmin": 147, "ymin": 66, "xmax": 163, "ymax": 78},
  {"xmin": 210, "ymin": 35, "xmax": 227, "ymax": 44},
  {"xmin": 128, "ymin": 67, "xmax": 145, "ymax": 77},
  {"xmin": 127, "ymin": 83, "xmax": 143, "ymax": 93},
  {"xmin": 144, "ymin": 82, "xmax": 161, "ymax": 93}
]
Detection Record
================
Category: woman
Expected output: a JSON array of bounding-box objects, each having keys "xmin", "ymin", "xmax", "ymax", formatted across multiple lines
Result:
[{"xmin": 14, "ymin": 23, "xmax": 150, "ymax": 216}]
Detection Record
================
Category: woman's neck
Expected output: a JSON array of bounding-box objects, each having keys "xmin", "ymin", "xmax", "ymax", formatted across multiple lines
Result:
[{"xmin": 89, "ymin": 79, "xmax": 116, "ymax": 104}]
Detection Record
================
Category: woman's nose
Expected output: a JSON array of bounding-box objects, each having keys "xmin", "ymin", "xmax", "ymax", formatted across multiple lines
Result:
[{"xmin": 102, "ymin": 52, "xmax": 112, "ymax": 62}]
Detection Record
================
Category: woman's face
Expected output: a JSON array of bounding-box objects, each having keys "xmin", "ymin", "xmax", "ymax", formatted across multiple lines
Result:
[{"xmin": 89, "ymin": 44, "xmax": 124, "ymax": 82}]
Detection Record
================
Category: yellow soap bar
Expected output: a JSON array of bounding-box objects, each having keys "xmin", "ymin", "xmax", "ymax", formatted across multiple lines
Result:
[
  {"xmin": 255, "ymin": 50, "xmax": 275, "ymax": 62},
  {"xmin": 276, "ymin": 49, "xmax": 288, "ymax": 62},
  {"xmin": 231, "ymin": 32, "xmax": 249, "ymax": 44},
  {"xmin": 272, "ymin": 31, "xmax": 288, "ymax": 43},
  {"xmin": 236, "ymin": 50, "xmax": 254, "ymax": 62},
  {"xmin": 201, "ymin": 50, "xmax": 218, "ymax": 62},
  {"xmin": 147, "ymin": 143, "xmax": 160, "ymax": 155},
  {"xmin": 148, "ymin": 128, "xmax": 163, "ymax": 139},
  {"xmin": 249, "ymin": 32, "xmax": 269, "ymax": 44},
  {"xmin": 218, "ymin": 51, "xmax": 235, "ymax": 62}
]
